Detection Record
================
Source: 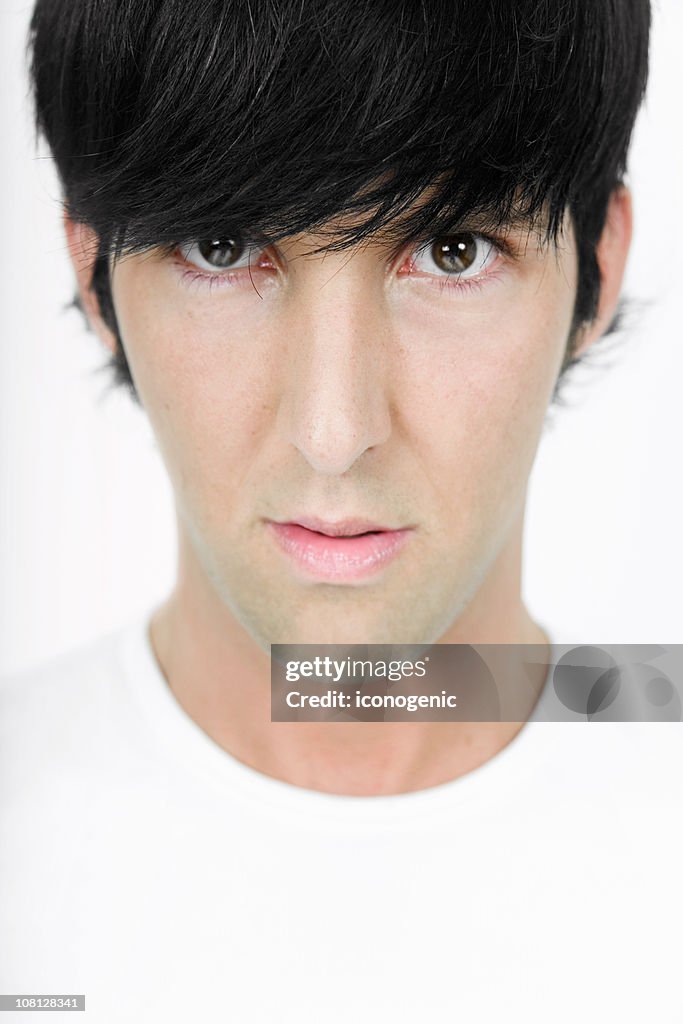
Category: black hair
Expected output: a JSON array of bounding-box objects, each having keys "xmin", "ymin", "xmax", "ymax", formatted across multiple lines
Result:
[{"xmin": 29, "ymin": 0, "xmax": 650, "ymax": 403}]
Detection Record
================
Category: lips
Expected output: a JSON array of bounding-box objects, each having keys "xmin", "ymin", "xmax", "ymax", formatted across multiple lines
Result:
[
  {"xmin": 266, "ymin": 517, "xmax": 412, "ymax": 582},
  {"xmin": 288, "ymin": 516, "xmax": 394, "ymax": 537}
]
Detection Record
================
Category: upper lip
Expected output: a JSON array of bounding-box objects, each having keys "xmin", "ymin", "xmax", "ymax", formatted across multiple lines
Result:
[{"xmin": 271, "ymin": 516, "xmax": 401, "ymax": 537}]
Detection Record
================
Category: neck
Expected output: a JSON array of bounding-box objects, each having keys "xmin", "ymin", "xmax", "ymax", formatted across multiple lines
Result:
[{"xmin": 149, "ymin": 515, "xmax": 549, "ymax": 797}]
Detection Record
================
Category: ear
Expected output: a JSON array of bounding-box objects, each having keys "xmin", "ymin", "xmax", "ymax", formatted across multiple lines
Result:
[
  {"xmin": 64, "ymin": 215, "xmax": 118, "ymax": 357},
  {"xmin": 572, "ymin": 186, "xmax": 633, "ymax": 359}
]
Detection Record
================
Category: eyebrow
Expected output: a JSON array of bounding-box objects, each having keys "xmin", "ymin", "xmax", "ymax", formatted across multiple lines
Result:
[
  {"xmin": 349, "ymin": 190, "xmax": 556, "ymax": 254},
  {"xmin": 369, "ymin": 204, "xmax": 555, "ymax": 263},
  {"xmin": 252, "ymin": 215, "xmax": 551, "ymax": 272}
]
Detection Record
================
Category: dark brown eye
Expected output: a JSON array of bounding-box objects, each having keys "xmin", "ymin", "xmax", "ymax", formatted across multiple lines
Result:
[
  {"xmin": 179, "ymin": 237, "xmax": 270, "ymax": 279},
  {"xmin": 431, "ymin": 234, "xmax": 479, "ymax": 273},
  {"xmin": 411, "ymin": 232, "xmax": 497, "ymax": 281},
  {"xmin": 197, "ymin": 237, "xmax": 245, "ymax": 268}
]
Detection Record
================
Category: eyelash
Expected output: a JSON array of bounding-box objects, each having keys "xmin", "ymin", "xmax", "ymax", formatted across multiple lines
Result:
[
  {"xmin": 176, "ymin": 265, "xmax": 249, "ymax": 292},
  {"xmin": 433, "ymin": 273, "xmax": 495, "ymax": 296},
  {"xmin": 398, "ymin": 234, "xmax": 515, "ymax": 297},
  {"xmin": 172, "ymin": 234, "xmax": 512, "ymax": 294}
]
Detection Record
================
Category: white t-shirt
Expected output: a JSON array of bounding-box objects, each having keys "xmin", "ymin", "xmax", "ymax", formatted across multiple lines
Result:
[{"xmin": 1, "ymin": 612, "xmax": 681, "ymax": 1023}]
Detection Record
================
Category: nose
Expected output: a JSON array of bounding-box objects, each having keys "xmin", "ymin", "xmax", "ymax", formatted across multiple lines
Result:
[{"xmin": 278, "ymin": 264, "xmax": 393, "ymax": 475}]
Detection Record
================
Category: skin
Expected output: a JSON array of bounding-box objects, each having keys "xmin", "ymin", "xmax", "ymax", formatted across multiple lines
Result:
[{"xmin": 66, "ymin": 190, "xmax": 632, "ymax": 795}]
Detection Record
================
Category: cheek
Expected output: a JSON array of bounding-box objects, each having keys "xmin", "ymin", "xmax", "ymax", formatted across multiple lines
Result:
[
  {"xmin": 111, "ymin": 265, "xmax": 274, "ymax": 495},
  {"xmin": 394, "ymin": 279, "xmax": 574, "ymax": 501}
]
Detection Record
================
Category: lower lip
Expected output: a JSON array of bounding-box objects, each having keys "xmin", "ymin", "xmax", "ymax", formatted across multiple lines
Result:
[{"xmin": 267, "ymin": 522, "xmax": 412, "ymax": 582}]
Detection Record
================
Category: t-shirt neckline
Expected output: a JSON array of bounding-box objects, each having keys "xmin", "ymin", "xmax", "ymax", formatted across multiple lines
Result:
[{"xmin": 115, "ymin": 606, "xmax": 557, "ymax": 825}]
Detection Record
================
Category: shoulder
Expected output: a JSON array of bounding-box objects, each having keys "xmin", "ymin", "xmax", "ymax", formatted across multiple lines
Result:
[
  {"xmin": 529, "ymin": 722, "xmax": 683, "ymax": 829},
  {"xmin": 0, "ymin": 616, "xmax": 150, "ymax": 789},
  {"xmin": 0, "ymin": 623, "xmax": 128, "ymax": 718}
]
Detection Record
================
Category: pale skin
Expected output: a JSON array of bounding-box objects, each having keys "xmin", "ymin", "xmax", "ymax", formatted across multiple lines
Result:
[{"xmin": 66, "ymin": 190, "xmax": 632, "ymax": 796}]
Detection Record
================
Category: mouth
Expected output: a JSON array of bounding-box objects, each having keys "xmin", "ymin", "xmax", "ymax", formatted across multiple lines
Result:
[{"xmin": 265, "ymin": 517, "xmax": 413, "ymax": 583}]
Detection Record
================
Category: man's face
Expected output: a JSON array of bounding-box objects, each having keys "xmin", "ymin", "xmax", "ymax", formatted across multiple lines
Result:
[{"xmin": 108, "ymin": 218, "xmax": 577, "ymax": 647}]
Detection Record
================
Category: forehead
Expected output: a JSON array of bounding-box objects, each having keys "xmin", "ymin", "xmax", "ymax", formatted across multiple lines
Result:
[
  {"xmin": 90, "ymin": 24, "xmax": 579, "ymax": 259},
  {"xmin": 181, "ymin": 176, "xmax": 560, "ymax": 254},
  {"xmin": 35, "ymin": 0, "xmax": 647, "ymax": 271},
  {"xmin": 255, "ymin": 188, "xmax": 561, "ymax": 261}
]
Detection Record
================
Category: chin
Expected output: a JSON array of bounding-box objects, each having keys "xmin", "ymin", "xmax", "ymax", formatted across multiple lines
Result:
[
  {"xmin": 254, "ymin": 605, "xmax": 441, "ymax": 648},
  {"xmin": 217, "ymin": 560, "xmax": 461, "ymax": 648}
]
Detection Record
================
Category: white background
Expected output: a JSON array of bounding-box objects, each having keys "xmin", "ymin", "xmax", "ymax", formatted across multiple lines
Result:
[{"xmin": 1, "ymin": 0, "xmax": 681, "ymax": 674}]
